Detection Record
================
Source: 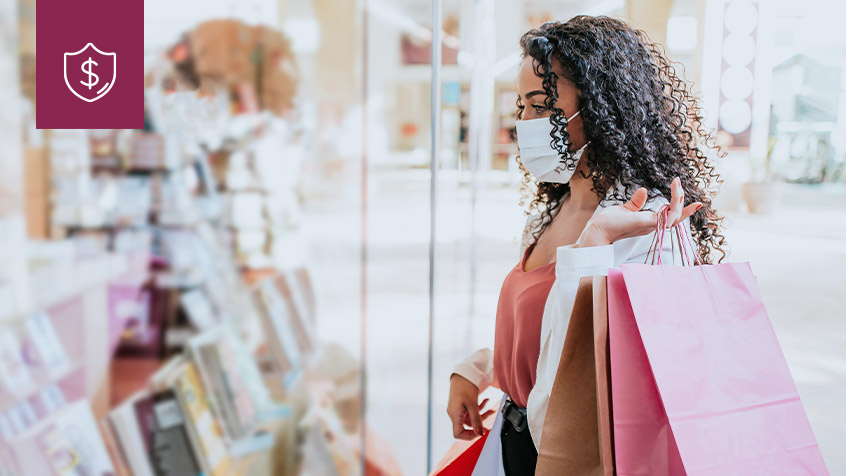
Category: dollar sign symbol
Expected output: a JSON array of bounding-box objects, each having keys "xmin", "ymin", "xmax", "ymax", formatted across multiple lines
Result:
[{"xmin": 80, "ymin": 57, "xmax": 99, "ymax": 90}]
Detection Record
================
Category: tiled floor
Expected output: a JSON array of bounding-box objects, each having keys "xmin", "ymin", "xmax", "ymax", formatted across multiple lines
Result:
[{"xmin": 110, "ymin": 357, "xmax": 164, "ymax": 406}]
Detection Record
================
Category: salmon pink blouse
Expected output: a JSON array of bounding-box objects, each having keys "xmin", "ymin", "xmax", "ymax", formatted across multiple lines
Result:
[{"xmin": 492, "ymin": 243, "xmax": 556, "ymax": 407}]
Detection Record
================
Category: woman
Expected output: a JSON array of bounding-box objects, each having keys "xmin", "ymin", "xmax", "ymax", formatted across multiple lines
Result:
[{"xmin": 447, "ymin": 16, "xmax": 726, "ymax": 475}]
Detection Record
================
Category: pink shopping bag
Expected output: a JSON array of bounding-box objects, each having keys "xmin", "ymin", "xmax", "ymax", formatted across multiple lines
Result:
[
  {"xmin": 608, "ymin": 266, "xmax": 686, "ymax": 475},
  {"xmin": 608, "ymin": 208, "xmax": 828, "ymax": 476}
]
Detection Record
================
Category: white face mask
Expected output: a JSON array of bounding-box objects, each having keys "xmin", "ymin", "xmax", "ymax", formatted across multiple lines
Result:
[{"xmin": 515, "ymin": 109, "xmax": 589, "ymax": 184}]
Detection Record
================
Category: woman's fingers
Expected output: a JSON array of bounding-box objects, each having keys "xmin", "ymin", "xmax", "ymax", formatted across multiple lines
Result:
[
  {"xmin": 466, "ymin": 402, "xmax": 484, "ymax": 436},
  {"xmin": 458, "ymin": 401, "xmax": 484, "ymax": 436},
  {"xmin": 453, "ymin": 407, "xmax": 479, "ymax": 440},
  {"xmin": 623, "ymin": 187, "xmax": 649, "ymax": 212},
  {"xmin": 675, "ymin": 202, "xmax": 703, "ymax": 226},
  {"xmin": 665, "ymin": 177, "xmax": 684, "ymax": 228},
  {"xmin": 452, "ymin": 409, "xmax": 474, "ymax": 439}
]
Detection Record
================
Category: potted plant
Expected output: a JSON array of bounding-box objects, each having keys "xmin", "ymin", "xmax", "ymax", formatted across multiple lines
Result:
[{"xmin": 742, "ymin": 136, "xmax": 783, "ymax": 214}]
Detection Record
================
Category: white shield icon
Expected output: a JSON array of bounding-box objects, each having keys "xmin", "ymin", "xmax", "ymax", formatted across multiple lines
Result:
[{"xmin": 63, "ymin": 43, "xmax": 116, "ymax": 103}]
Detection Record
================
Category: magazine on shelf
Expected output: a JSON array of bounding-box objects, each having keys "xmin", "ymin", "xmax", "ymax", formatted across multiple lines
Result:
[
  {"xmin": 98, "ymin": 416, "xmax": 131, "ymax": 476},
  {"xmin": 148, "ymin": 355, "xmax": 188, "ymax": 391},
  {"xmin": 0, "ymin": 326, "xmax": 33, "ymax": 394},
  {"xmin": 155, "ymin": 173, "xmax": 200, "ymax": 226},
  {"xmin": 191, "ymin": 153, "xmax": 223, "ymax": 219},
  {"xmin": 180, "ymin": 289, "xmax": 219, "ymax": 331},
  {"xmin": 158, "ymin": 230, "xmax": 212, "ymax": 282},
  {"xmin": 186, "ymin": 329, "xmax": 260, "ymax": 444},
  {"xmin": 275, "ymin": 271, "xmax": 316, "ymax": 356},
  {"xmin": 227, "ymin": 326, "xmax": 274, "ymax": 420},
  {"xmin": 14, "ymin": 401, "xmax": 37, "ymax": 428},
  {"xmin": 128, "ymin": 131, "xmax": 174, "ymax": 170},
  {"xmin": 0, "ymin": 410, "xmax": 18, "ymax": 475},
  {"xmin": 113, "ymin": 176, "xmax": 152, "ymax": 226},
  {"xmin": 150, "ymin": 388, "xmax": 203, "ymax": 476},
  {"xmin": 301, "ymin": 403, "xmax": 360, "ymax": 476},
  {"xmin": 7, "ymin": 400, "xmax": 116, "ymax": 476},
  {"xmin": 173, "ymin": 361, "xmax": 232, "ymax": 476},
  {"xmin": 22, "ymin": 311, "xmax": 70, "ymax": 376},
  {"xmin": 253, "ymin": 280, "xmax": 302, "ymax": 377},
  {"xmin": 0, "ymin": 447, "xmax": 16, "ymax": 476},
  {"xmin": 2, "ymin": 406, "xmax": 27, "ymax": 436},
  {"xmin": 109, "ymin": 390, "xmax": 155, "ymax": 476},
  {"xmin": 0, "ymin": 412, "xmax": 14, "ymax": 440},
  {"xmin": 38, "ymin": 385, "xmax": 68, "ymax": 416}
]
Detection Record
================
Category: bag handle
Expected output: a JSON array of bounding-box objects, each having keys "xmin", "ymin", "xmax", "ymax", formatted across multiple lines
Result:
[{"xmin": 648, "ymin": 204, "xmax": 702, "ymax": 267}]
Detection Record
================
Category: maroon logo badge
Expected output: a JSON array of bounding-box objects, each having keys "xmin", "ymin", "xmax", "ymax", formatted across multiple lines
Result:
[{"xmin": 37, "ymin": 0, "xmax": 143, "ymax": 129}]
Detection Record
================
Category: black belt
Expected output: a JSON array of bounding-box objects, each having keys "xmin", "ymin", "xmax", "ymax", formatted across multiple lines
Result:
[{"xmin": 501, "ymin": 398, "xmax": 528, "ymax": 432}]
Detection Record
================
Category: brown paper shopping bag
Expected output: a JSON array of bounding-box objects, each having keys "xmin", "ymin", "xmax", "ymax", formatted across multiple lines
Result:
[{"xmin": 536, "ymin": 276, "xmax": 614, "ymax": 476}]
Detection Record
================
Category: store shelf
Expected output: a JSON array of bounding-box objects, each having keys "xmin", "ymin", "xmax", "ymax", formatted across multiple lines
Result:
[
  {"xmin": 32, "ymin": 253, "xmax": 128, "ymax": 312},
  {"xmin": 0, "ymin": 360, "xmax": 83, "ymax": 411},
  {"xmin": 0, "ymin": 253, "xmax": 129, "ymax": 324},
  {"xmin": 154, "ymin": 270, "xmax": 206, "ymax": 290}
]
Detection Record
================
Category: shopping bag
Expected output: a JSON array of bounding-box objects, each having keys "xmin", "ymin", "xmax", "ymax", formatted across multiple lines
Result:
[
  {"xmin": 429, "ymin": 430, "xmax": 488, "ymax": 476},
  {"xmin": 608, "ymin": 267, "xmax": 685, "ymax": 475},
  {"xmin": 470, "ymin": 396, "xmax": 507, "ymax": 476},
  {"xmin": 536, "ymin": 276, "xmax": 614, "ymax": 476},
  {"xmin": 431, "ymin": 400, "xmax": 503, "ymax": 476},
  {"xmin": 609, "ymin": 216, "xmax": 829, "ymax": 475}
]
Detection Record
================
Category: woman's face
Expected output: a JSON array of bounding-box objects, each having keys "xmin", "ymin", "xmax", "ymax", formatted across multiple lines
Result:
[{"xmin": 516, "ymin": 56, "xmax": 586, "ymax": 151}]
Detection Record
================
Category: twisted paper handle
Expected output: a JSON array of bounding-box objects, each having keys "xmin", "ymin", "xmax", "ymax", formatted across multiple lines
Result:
[{"xmin": 646, "ymin": 204, "xmax": 702, "ymax": 266}]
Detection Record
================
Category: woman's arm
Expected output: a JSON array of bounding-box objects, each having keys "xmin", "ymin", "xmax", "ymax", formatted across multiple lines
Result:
[
  {"xmin": 448, "ymin": 349, "xmax": 497, "ymax": 439},
  {"xmin": 452, "ymin": 348, "xmax": 496, "ymax": 391},
  {"xmin": 447, "ymin": 212, "xmax": 542, "ymax": 441}
]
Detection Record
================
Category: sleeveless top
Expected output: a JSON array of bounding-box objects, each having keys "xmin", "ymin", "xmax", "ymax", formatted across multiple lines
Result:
[{"xmin": 492, "ymin": 242, "xmax": 556, "ymax": 407}]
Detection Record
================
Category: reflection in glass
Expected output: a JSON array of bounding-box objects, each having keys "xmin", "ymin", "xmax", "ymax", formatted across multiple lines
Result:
[
  {"xmin": 720, "ymin": 66, "xmax": 755, "ymax": 100},
  {"xmin": 722, "ymin": 34, "xmax": 756, "ymax": 67},
  {"xmin": 719, "ymin": 99, "xmax": 753, "ymax": 134}
]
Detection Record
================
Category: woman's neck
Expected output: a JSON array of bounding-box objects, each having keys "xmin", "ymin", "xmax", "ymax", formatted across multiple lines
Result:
[{"xmin": 565, "ymin": 173, "xmax": 603, "ymax": 211}]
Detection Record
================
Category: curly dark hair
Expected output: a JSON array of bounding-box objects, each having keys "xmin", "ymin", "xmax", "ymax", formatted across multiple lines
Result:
[{"xmin": 517, "ymin": 16, "xmax": 726, "ymax": 264}]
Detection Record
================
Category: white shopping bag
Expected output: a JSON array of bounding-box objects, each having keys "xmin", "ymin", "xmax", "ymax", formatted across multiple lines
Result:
[{"xmin": 470, "ymin": 396, "xmax": 507, "ymax": 476}]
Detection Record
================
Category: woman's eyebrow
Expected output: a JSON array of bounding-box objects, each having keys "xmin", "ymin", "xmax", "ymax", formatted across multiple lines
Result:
[{"xmin": 524, "ymin": 90, "xmax": 546, "ymax": 100}]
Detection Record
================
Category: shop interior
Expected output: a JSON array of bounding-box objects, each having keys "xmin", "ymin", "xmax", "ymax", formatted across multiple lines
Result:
[{"xmin": 0, "ymin": 0, "xmax": 844, "ymax": 474}]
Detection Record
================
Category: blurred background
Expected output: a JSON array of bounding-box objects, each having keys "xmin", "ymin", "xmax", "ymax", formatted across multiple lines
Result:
[{"xmin": 0, "ymin": 0, "xmax": 844, "ymax": 474}]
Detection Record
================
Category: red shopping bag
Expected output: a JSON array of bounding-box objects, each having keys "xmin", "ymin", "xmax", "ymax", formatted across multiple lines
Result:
[
  {"xmin": 430, "ymin": 410, "xmax": 498, "ymax": 476},
  {"xmin": 608, "ymin": 211, "xmax": 828, "ymax": 475}
]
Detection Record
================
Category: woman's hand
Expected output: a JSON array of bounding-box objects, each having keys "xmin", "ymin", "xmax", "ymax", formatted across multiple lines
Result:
[
  {"xmin": 577, "ymin": 177, "xmax": 702, "ymax": 247},
  {"xmin": 447, "ymin": 374, "xmax": 495, "ymax": 440}
]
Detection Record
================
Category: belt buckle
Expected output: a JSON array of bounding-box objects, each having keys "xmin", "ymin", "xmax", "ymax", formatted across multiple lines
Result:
[{"xmin": 502, "ymin": 399, "xmax": 528, "ymax": 432}]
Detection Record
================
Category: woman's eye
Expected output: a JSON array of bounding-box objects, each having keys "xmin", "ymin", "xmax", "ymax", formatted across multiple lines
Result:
[{"xmin": 532, "ymin": 105, "xmax": 546, "ymax": 113}]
